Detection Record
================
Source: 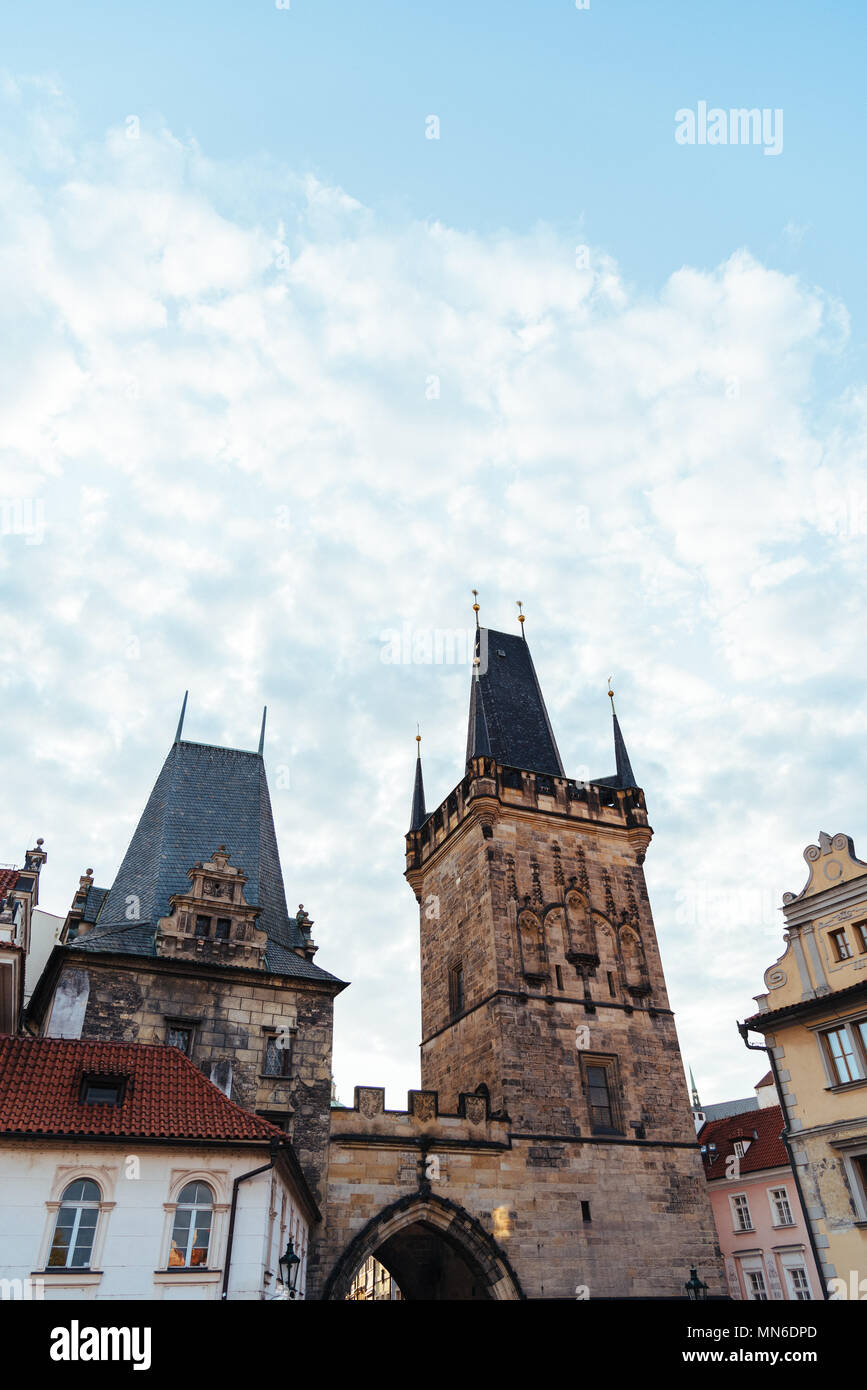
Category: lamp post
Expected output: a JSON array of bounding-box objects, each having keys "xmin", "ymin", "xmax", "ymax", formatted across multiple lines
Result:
[
  {"xmin": 684, "ymin": 1267, "xmax": 709, "ymax": 1301},
  {"xmin": 278, "ymin": 1239, "xmax": 301, "ymax": 1300}
]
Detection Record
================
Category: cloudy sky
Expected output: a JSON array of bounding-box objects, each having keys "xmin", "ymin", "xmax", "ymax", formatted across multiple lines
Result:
[{"xmin": 2, "ymin": 0, "xmax": 866, "ymax": 1110}]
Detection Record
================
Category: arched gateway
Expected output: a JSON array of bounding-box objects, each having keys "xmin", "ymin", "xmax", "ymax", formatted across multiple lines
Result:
[{"xmin": 324, "ymin": 1192, "xmax": 523, "ymax": 1301}]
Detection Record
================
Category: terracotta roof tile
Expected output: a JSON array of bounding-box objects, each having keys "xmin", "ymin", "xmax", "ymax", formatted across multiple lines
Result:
[
  {"xmin": 0, "ymin": 869, "xmax": 19, "ymax": 900},
  {"xmin": 698, "ymin": 1104, "xmax": 789, "ymax": 1181},
  {"xmin": 0, "ymin": 1035, "xmax": 282, "ymax": 1143}
]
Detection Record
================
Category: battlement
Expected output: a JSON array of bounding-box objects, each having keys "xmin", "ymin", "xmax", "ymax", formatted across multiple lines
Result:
[
  {"xmin": 330, "ymin": 1086, "xmax": 510, "ymax": 1148},
  {"xmin": 405, "ymin": 755, "xmax": 650, "ymax": 880}
]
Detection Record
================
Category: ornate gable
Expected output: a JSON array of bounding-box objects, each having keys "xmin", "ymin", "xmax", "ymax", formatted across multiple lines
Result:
[{"xmin": 156, "ymin": 846, "xmax": 269, "ymax": 967}]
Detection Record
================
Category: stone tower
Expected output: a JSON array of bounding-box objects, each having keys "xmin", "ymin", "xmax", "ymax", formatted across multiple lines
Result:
[{"xmin": 394, "ymin": 620, "xmax": 724, "ymax": 1295}]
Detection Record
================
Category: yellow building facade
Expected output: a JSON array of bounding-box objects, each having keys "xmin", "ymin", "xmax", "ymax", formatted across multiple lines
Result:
[{"xmin": 742, "ymin": 831, "xmax": 867, "ymax": 1298}]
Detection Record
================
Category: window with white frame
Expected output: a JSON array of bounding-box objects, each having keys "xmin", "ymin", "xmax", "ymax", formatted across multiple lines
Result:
[
  {"xmin": 769, "ymin": 1185, "xmax": 794, "ymax": 1227},
  {"xmin": 745, "ymin": 1268, "xmax": 769, "ymax": 1300},
  {"xmin": 829, "ymin": 928, "xmax": 852, "ymax": 962},
  {"xmin": 785, "ymin": 1264, "xmax": 811, "ymax": 1300},
  {"xmin": 839, "ymin": 1148, "xmax": 867, "ymax": 1221},
  {"xmin": 169, "ymin": 1181, "xmax": 214, "ymax": 1267},
  {"xmin": 821, "ymin": 1023, "xmax": 866, "ymax": 1085},
  {"xmin": 48, "ymin": 1179, "xmax": 101, "ymax": 1269},
  {"xmin": 730, "ymin": 1193, "xmax": 753, "ymax": 1232}
]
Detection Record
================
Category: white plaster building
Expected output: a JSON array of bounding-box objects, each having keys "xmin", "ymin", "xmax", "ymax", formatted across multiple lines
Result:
[{"xmin": 0, "ymin": 1035, "xmax": 318, "ymax": 1301}]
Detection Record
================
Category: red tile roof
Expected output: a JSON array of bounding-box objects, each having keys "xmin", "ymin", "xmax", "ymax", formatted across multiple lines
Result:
[
  {"xmin": 698, "ymin": 1104, "xmax": 789, "ymax": 1181},
  {"xmin": 0, "ymin": 869, "xmax": 19, "ymax": 900},
  {"xmin": 0, "ymin": 1035, "xmax": 282, "ymax": 1143}
]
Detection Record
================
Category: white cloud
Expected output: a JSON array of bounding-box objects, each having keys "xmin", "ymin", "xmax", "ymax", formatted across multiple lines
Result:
[{"xmin": 2, "ymin": 90, "xmax": 866, "ymax": 1108}]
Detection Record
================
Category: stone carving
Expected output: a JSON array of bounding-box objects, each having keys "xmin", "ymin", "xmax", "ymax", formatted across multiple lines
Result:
[
  {"xmin": 357, "ymin": 1087, "xmax": 385, "ymax": 1119},
  {"xmin": 410, "ymin": 1091, "xmax": 437, "ymax": 1122},
  {"xmin": 464, "ymin": 1095, "xmax": 487, "ymax": 1126}
]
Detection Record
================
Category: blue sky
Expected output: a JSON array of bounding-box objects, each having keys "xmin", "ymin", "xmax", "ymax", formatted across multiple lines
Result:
[{"xmin": 2, "ymin": 0, "xmax": 867, "ymax": 1110}]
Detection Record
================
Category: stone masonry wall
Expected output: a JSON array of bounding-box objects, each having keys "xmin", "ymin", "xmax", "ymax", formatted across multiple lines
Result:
[{"xmin": 46, "ymin": 957, "xmax": 335, "ymax": 1212}]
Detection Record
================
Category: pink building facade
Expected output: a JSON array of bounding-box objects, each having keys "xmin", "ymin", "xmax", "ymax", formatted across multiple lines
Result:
[{"xmin": 699, "ymin": 1101, "xmax": 821, "ymax": 1300}]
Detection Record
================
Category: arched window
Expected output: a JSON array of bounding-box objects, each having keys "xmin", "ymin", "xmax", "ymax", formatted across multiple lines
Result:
[
  {"xmin": 48, "ymin": 1179, "xmax": 101, "ymax": 1269},
  {"xmin": 169, "ymin": 1181, "xmax": 214, "ymax": 1267}
]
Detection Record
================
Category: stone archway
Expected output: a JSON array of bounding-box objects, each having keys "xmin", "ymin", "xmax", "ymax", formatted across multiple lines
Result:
[{"xmin": 323, "ymin": 1192, "xmax": 524, "ymax": 1301}]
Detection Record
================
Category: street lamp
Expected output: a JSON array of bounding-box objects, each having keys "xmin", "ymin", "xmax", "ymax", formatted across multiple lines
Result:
[
  {"xmin": 279, "ymin": 1240, "xmax": 301, "ymax": 1300},
  {"xmin": 684, "ymin": 1267, "xmax": 709, "ymax": 1301}
]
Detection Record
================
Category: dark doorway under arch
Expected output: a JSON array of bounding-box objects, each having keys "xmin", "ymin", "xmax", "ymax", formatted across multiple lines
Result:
[{"xmin": 325, "ymin": 1192, "xmax": 523, "ymax": 1301}]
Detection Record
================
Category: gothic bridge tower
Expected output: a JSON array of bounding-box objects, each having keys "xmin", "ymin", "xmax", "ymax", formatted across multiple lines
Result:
[{"xmin": 398, "ymin": 612, "xmax": 723, "ymax": 1297}]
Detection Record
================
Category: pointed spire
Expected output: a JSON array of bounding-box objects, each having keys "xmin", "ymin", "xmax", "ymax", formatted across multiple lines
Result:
[
  {"xmin": 467, "ymin": 634, "xmax": 491, "ymax": 759},
  {"xmin": 409, "ymin": 730, "xmax": 427, "ymax": 831},
  {"xmin": 608, "ymin": 679, "xmax": 638, "ymax": 789},
  {"xmin": 174, "ymin": 691, "xmax": 189, "ymax": 743},
  {"xmin": 258, "ymin": 706, "xmax": 267, "ymax": 756},
  {"xmin": 689, "ymin": 1066, "xmax": 701, "ymax": 1109}
]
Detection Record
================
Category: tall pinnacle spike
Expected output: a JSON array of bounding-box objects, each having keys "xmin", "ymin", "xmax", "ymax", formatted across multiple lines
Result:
[
  {"xmin": 689, "ymin": 1066, "xmax": 701, "ymax": 1109},
  {"xmin": 467, "ymin": 634, "xmax": 491, "ymax": 759},
  {"xmin": 608, "ymin": 679, "xmax": 638, "ymax": 789},
  {"xmin": 258, "ymin": 706, "xmax": 267, "ymax": 756},
  {"xmin": 174, "ymin": 691, "xmax": 189, "ymax": 743},
  {"xmin": 409, "ymin": 730, "xmax": 427, "ymax": 831}
]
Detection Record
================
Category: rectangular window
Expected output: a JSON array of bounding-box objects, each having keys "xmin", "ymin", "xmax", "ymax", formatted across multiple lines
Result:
[
  {"xmin": 731, "ymin": 1193, "xmax": 753, "ymax": 1232},
  {"xmin": 854, "ymin": 921, "xmax": 867, "ymax": 953},
  {"xmin": 734, "ymin": 1140, "xmax": 745, "ymax": 1158},
  {"xmin": 824, "ymin": 1026, "xmax": 865, "ymax": 1084},
  {"xmin": 79, "ymin": 1073, "xmax": 127, "ymax": 1106},
  {"xmin": 785, "ymin": 1265, "xmax": 811, "ymax": 1300},
  {"xmin": 555, "ymin": 965, "xmax": 563, "ymax": 991},
  {"xmin": 586, "ymin": 1065, "xmax": 613, "ymax": 1131},
  {"xmin": 607, "ymin": 971, "xmax": 616, "ymax": 998},
  {"xmin": 746, "ymin": 1269, "xmax": 768, "ymax": 1300},
  {"xmin": 581, "ymin": 1200, "xmax": 591, "ymax": 1223},
  {"xmin": 194, "ymin": 915, "xmax": 211, "ymax": 937},
  {"xmin": 263, "ymin": 1030, "xmax": 292, "ymax": 1077},
  {"xmin": 769, "ymin": 1186, "xmax": 794, "ymax": 1226},
  {"xmin": 850, "ymin": 1154, "xmax": 867, "ymax": 1217},
  {"xmin": 215, "ymin": 918, "xmax": 231, "ymax": 940},
  {"xmin": 84, "ymin": 1081, "xmax": 122, "ymax": 1105},
  {"xmin": 166, "ymin": 1025, "xmax": 193, "ymax": 1056},
  {"xmin": 830, "ymin": 929, "xmax": 852, "ymax": 961},
  {"xmin": 449, "ymin": 963, "xmax": 465, "ymax": 1017}
]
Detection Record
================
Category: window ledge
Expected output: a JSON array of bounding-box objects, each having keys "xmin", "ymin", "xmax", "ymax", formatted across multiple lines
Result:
[
  {"xmin": 732, "ymin": 1228, "xmax": 756, "ymax": 1236},
  {"xmin": 32, "ymin": 1270, "xmax": 103, "ymax": 1283},
  {"xmin": 154, "ymin": 1269, "xmax": 221, "ymax": 1281},
  {"xmin": 824, "ymin": 1078, "xmax": 867, "ymax": 1094}
]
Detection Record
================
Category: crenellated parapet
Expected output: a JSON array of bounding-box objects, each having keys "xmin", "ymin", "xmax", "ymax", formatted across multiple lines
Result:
[
  {"xmin": 330, "ymin": 1086, "xmax": 510, "ymax": 1151},
  {"xmin": 405, "ymin": 754, "xmax": 652, "ymax": 890}
]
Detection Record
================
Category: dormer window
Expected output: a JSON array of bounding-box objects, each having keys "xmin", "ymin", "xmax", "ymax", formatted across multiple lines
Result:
[
  {"xmin": 215, "ymin": 918, "xmax": 231, "ymax": 940},
  {"xmin": 195, "ymin": 915, "xmax": 211, "ymax": 937},
  {"xmin": 80, "ymin": 1073, "xmax": 127, "ymax": 1106}
]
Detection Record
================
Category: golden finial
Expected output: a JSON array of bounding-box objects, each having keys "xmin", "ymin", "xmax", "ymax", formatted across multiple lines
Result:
[
  {"xmin": 517, "ymin": 600, "xmax": 525, "ymax": 633},
  {"xmin": 416, "ymin": 722, "xmax": 422, "ymax": 749},
  {"xmin": 472, "ymin": 588, "xmax": 480, "ymax": 628},
  {"xmin": 608, "ymin": 676, "xmax": 615, "ymax": 701}
]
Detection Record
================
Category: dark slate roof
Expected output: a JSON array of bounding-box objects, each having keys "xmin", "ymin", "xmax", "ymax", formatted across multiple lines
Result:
[
  {"xmin": 80, "ymin": 885, "xmax": 108, "ymax": 924},
  {"xmin": 693, "ymin": 1096, "xmax": 756, "ymax": 1122},
  {"xmin": 592, "ymin": 700, "xmax": 639, "ymax": 791},
  {"xmin": 409, "ymin": 749, "xmax": 427, "ymax": 831},
  {"xmin": 75, "ymin": 739, "xmax": 343, "ymax": 986},
  {"xmin": 465, "ymin": 629, "xmax": 564, "ymax": 777}
]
